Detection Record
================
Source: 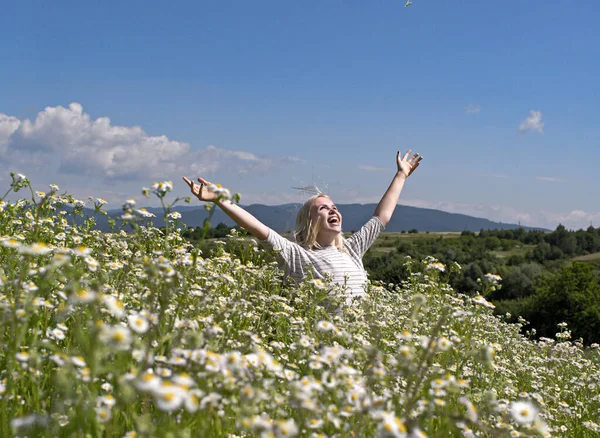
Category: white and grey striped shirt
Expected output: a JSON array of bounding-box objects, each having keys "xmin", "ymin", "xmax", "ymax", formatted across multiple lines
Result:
[{"xmin": 266, "ymin": 216, "xmax": 385, "ymax": 300}]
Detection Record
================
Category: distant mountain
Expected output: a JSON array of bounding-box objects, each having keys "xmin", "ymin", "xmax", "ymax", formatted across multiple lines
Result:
[{"xmin": 88, "ymin": 204, "xmax": 547, "ymax": 233}]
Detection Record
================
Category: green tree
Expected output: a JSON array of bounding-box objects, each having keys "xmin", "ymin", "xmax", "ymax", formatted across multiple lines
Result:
[
  {"xmin": 526, "ymin": 262, "xmax": 600, "ymax": 344},
  {"xmin": 490, "ymin": 263, "xmax": 543, "ymax": 300}
]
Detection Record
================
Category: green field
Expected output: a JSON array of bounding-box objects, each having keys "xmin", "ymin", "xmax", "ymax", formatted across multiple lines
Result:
[
  {"xmin": 572, "ymin": 252, "xmax": 600, "ymax": 261},
  {"xmin": 368, "ymin": 232, "xmax": 462, "ymax": 254},
  {"xmin": 491, "ymin": 244, "xmax": 537, "ymax": 259}
]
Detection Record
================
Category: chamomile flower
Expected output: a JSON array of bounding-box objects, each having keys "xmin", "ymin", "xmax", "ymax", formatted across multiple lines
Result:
[
  {"xmin": 15, "ymin": 351, "xmax": 30, "ymax": 362},
  {"xmin": 71, "ymin": 356, "xmax": 87, "ymax": 367},
  {"xmin": 102, "ymin": 295, "xmax": 125, "ymax": 318},
  {"xmin": 98, "ymin": 394, "xmax": 117, "ymax": 407},
  {"xmin": 484, "ymin": 273, "xmax": 502, "ymax": 283},
  {"xmin": 458, "ymin": 396, "xmax": 478, "ymax": 422},
  {"xmin": 95, "ymin": 406, "xmax": 112, "ymax": 423},
  {"xmin": 137, "ymin": 208, "xmax": 156, "ymax": 218},
  {"xmin": 316, "ymin": 320, "xmax": 335, "ymax": 332},
  {"xmin": 472, "ymin": 295, "xmax": 495, "ymax": 309},
  {"xmin": 128, "ymin": 314, "xmax": 150, "ymax": 334},
  {"xmin": 100, "ymin": 325, "xmax": 132, "ymax": 351},
  {"xmin": 153, "ymin": 382, "xmax": 186, "ymax": 412},
  {"xmin": 184, "ymin": 388, "xmax": 204, "ymax": 413},
  {"xmin": 1, "ymin": 238, "xmax": 22, "ymax": 249},
  {"xmin": 152, "ymin": 181, "xmax": 173, "ymax": 196},
  {"xmin": 71, "ymin": 245, "xmax": 91, "ymax": 257},
  {"xmin": 275, "ymin": 419, "xmax": 299, "ymax": 437},
  {"xmin": 425, "ymin": 262, "xmax": 445, "ymax": 272},
  {"xmin": 510, "ymin": 401, "xmax": 538, "ymax": 425},
  {"xmin": 20, "ymin": 242, "xmax": 53, "ymax": 255},
  {"xmin": 135, "ymin": 371, "xmax": 161, "ymax": 392},
  {"xmin": 50, "ymin": 328, "xmax": 66, "ymax": 340},
  {"xmin": 376, "ymin": 411, "xmax": 407, "ymax": 438},
  {"xmin": 123, "ymin": 198, "xmax": 136, "ymax": 209},
  {"xmin": 72, "ymin": 288, "xmax": 97, "ymax": 304}
]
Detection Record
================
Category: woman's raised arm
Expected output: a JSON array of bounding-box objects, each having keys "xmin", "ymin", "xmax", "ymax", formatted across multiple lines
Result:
[
  {"xmin": 373, "ymin": 150, "xmax": 422, "ymax": 227},
  {"xmin": 182, "ymin": 176, "xmax": 270, "ymax": 240}
]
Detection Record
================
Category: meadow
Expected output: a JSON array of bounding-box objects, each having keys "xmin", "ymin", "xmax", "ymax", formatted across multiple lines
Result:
[{"xmin": 0, "ymin": 174, "xmax": 599, "ymax": 437}]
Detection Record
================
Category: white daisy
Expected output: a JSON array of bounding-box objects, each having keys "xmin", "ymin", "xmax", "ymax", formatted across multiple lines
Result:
[
  {"xmin": 128, "ymin": 314, "xmax": 150, "ymax": 334},
  {"xmin": 510, "ymin": 400, "xmax": 538, "ymax": 425}
]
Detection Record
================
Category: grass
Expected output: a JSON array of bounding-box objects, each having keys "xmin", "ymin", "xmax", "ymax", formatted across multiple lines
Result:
[
  {"xmin": 491, "ymin": 245, "xmax": 536, "ymax": 259},
  {"xmin": 572, "ymin": 252, "xmax": 600, "ymax": 262}
]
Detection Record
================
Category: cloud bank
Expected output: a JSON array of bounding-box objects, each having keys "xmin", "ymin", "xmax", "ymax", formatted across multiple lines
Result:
[
  {"xmin": 0, "ymin": 103, "xmax": 302, "ymax": 181},
  {"xmin": 400, "ymin": 199, "xmax": 599, "ymax": 231}
]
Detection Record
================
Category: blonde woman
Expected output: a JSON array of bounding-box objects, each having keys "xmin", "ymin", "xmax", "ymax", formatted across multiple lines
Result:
[{"xmin": 183, "ymin": 150, "xmax": 422, "ymax": 301}]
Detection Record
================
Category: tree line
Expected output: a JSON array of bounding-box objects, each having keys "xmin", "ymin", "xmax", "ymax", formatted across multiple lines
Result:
[{"xmin": 364, "ymin": 225, "xmax": 600, "ymax": 345}]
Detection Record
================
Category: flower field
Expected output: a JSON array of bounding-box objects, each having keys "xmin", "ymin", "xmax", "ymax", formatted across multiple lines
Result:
[{"xmin": 0, "ymin": 175, "xmax": 599, "ymax": 437}]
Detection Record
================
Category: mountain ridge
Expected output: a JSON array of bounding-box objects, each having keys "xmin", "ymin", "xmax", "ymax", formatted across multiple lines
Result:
[{"xmin": 92, "ymin": 203, "xmax": 548, "ymax": 233}]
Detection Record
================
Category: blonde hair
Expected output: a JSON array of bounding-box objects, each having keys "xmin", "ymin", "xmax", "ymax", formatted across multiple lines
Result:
[{"xmin": 293, "ymin": 194, "xmax": 346, "ymax": 252}]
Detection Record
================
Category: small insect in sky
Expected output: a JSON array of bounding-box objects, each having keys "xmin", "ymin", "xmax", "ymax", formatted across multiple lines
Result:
[{"xmin": 405, "ymin": 0, "xmax": 413, "ymax": 7}]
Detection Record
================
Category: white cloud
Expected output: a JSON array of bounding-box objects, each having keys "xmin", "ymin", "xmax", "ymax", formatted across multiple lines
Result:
[
  {"xmin": 5, "ymin": 103, "xmax": 190, "ymax": 178},
  {"xmin": 519, "ymin": 110, "xmax": 544, "ymax": 134},
  {"xmin": 357, "ymin": 164, "xmax": 392, "ymax": 172},
  {"xmin": 398, "ymin": 199, "xmax": 600, "ymax": 230},
  {"xmin": 465, "ymin": 104, "xmax": 481, "ymax": 114},
  {"xmin": 0, "ymin": 103, "xmax": 302, "ymax": 181},
  {"xmin": 202, "ymin": 145, "xmax": 304, "ymax": 175},
  {"xmin": 536, "ymin": 176, "xmax": 565, "ymax": 182},
  {"xmin": 543, "ymin": 210, "xmax": 600, "ymax": 230},
  {"xmin": 0, "ymin": 114, "xmax": 20, "ymax": 154}
]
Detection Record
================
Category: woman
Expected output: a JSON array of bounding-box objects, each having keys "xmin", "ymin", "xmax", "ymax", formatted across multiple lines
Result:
[{"xmin": 183, "ymin": 150, "xmax": 422, "ymax": 301}]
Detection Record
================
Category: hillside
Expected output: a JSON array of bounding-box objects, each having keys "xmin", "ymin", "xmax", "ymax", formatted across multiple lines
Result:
[{"xmin": 94, "ymin": 203, "xmax": 547, "ymax": 233}]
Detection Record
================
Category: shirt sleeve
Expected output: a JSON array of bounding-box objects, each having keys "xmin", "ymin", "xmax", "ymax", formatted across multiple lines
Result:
[
  {"xmin": 266, "ymin": 229, "xmax": 309, "ymax": 280},
  {"xmin": 345, "ymin": 216, "xmax": 385, "ymax": 259}
]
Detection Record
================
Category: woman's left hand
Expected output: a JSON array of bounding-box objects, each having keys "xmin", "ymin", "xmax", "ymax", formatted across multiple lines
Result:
[{"xmin": 397, "ymin": 150, "xmax": 423, "ymax": 178}]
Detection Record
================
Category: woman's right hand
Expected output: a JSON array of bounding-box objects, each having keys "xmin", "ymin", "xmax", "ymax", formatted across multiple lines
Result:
[{"xmin": 182, "ymin": 176, "xmax": 218, "ymax": 202}]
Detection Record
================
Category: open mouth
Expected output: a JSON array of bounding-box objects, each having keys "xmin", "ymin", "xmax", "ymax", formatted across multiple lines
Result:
[{"xmin": 327, "ymin": 217, "xmax": 340, "ymax": 224}]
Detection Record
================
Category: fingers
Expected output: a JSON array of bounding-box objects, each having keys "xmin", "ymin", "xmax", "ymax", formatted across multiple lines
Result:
[
  {"xmin": 411, "ymin": 156, "xmax": 423, "ymax": 168},
  {"xmin": 183, "ymin": 176, "xmax": 211, "ymax": 186},
  {"xmin": 399, "ymin": 150, "xmax": 422, "ymax": 164},
  {"xmin": 183, "ymin": 176, "xmax": 205, "ymax": 199},
  {"xmin": 408, "ymin": 159, "xmax": 422, "ymax": 176},
  {"xmin": 396, "ymin": 149, "xmax": 423, "ymax": 177}
]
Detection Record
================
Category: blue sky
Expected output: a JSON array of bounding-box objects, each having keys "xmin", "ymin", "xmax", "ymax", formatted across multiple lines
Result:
[{"xmin": 1, "ymin": 0, "xmax": 599, "ymax": 229}]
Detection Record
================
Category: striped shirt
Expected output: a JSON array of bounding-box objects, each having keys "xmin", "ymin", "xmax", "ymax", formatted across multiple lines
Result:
[{"xmin": 266, "ymin": 216, "xmax": 385, "ymax": 300}]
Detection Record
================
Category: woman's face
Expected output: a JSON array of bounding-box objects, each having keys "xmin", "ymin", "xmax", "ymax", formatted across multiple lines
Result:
[{"xmin": 310, "ymin": 196, "xmax": 342, "ymax": 235}]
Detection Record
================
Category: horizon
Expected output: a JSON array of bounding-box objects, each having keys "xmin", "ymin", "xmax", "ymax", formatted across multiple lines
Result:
[
  {"xmin": 1, "ymin": 1, "xmax": 598, "ymax": 230},
  {"xmin": 100, "ymin": 202, "xmax": 552, "ymax": 232}
]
